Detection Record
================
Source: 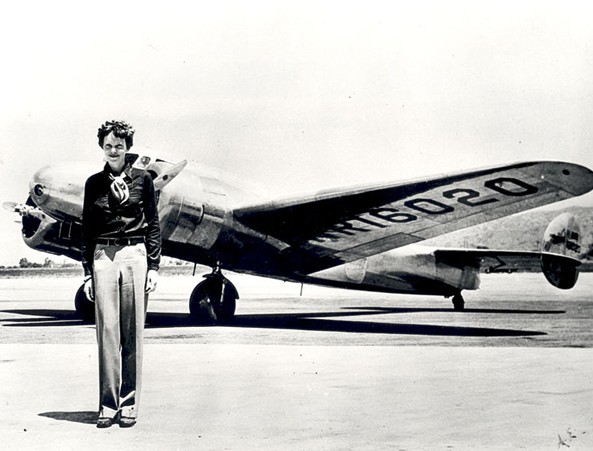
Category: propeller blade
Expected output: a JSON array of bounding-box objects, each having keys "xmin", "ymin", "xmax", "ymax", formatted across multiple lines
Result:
[
  {"xmin": 2, "ymin": 201, "xmax": 46, "ymax": 220},
  {"xmin": 2, "ymin": 201, "xmax": 19, "ymax": 212}
]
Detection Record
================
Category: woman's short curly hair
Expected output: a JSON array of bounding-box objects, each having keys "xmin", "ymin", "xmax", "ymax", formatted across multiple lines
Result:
[{"xmin": 97, "ymin": 120, "xmax": 135, "ymax": 149}]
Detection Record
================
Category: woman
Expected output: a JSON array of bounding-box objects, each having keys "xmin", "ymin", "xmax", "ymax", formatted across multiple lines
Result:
[{"xmin": 81, "ymin": 120, "xmax": 161, "ymax": 428}]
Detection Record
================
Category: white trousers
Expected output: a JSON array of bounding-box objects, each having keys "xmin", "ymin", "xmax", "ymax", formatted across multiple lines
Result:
[{"xmin": 93, "ymin": 243, "xmax": 148, "ymax": 419}]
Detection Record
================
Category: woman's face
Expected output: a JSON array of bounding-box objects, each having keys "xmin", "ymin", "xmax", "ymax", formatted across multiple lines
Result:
[{"xmin": 102, "ymin": 132, "xmax": 127, "ymax": 169}]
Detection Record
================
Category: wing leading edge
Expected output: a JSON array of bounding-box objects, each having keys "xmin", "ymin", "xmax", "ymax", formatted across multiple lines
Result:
[{"xmin": 235, "ymin": 161, "xmax": 593, "ymax": 273}]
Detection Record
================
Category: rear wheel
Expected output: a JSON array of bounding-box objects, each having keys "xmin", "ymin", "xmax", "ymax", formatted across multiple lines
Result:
[{"xmin": 452, "ymin": 292, "xmax": 465, "ymax": 311}]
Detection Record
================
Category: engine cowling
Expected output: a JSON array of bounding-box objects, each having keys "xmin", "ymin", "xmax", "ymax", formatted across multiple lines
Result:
[
  {"xmin": 541, "ymin": 213, "xmax": 581, "ymax": 289},
  {"xmin": 18, "ymin": 196, "xmax": 82, "ymax": 261}
]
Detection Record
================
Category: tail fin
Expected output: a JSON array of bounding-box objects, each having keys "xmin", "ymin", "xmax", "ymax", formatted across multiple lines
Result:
[{"xmin": 541, "ymin": 213, "xmax": 581, "ymax": 289}]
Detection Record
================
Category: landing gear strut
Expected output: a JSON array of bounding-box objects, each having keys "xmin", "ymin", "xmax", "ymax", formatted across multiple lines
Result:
[
  {"xmin": 452, "ymin": 292, "xmax": 465, "ymax": 311},
  {"xmin": 189, "ymin": 267, "xmax": 239, "ymax": 323}
]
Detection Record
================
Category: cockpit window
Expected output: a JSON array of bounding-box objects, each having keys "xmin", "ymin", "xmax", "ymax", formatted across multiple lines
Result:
[
  {"xmin": 135, "ymin": 155, "xmax": 152, "ymax": 169},
  {"xmin": 126, "ymin": 152, "xmax": 174, "ymax": 181}
]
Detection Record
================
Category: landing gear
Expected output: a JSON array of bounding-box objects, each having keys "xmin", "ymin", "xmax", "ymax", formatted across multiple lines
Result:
[
  {"xmin": 451, "ymin": 292, "xmax": 465, "ymax": 311},
  {"xmin": 74, "ymin": 284, "xmax": 95, "ymax": 323},
  {"xmin": 189, "ymin": 268, "xmax": 239, "ymax": 323}
]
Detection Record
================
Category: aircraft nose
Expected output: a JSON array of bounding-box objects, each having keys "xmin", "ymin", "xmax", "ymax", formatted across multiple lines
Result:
[{"xmin": 29, "ymin": 163, "xmax": 90, "ymax": 220}]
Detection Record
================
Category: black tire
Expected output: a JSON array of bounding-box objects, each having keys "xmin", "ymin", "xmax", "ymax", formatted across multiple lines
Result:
[
  {"xmin": 189, "ymin": 281, "xmax": 213, "ymax": 321},
  {"xmin": 74, "ymin": 284, "xmax": 95, "ymax": 323},
  {"xmin": 189, "ymin": 279, "xmax": 237, "ymax": 323}
]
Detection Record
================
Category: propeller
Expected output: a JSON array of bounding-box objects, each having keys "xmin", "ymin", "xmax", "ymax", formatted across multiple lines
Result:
[
  {"xmin": 2, "ymin": 201, "xmax": 19, "ymax": 213},
  {"xmin": 3, "ymin": 202, "xmax": 24, "ymax": 223},
  {"xmin": 2, "ymin": 201, "xmax": 46, "ymax": 220}
]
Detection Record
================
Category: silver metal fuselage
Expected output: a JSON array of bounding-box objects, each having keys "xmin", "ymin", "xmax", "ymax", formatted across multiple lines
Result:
[{"xmin": 24, "ymin": 156, "xmax": 478, "ymax": 297}]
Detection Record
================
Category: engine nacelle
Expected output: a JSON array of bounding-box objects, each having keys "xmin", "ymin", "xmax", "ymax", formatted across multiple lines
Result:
[
  {"xmin": 541, "ymin": 213, "xmax": 581, "ymax": 289},
  {"xmin": 20, "ymin": 197, "xmax": 82, "ymax": 261}
]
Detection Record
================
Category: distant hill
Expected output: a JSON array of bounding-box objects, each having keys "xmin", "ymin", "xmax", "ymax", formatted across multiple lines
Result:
[{"xmin": 426, "ymin": 206, "xmax": 593, "ymax": 258}]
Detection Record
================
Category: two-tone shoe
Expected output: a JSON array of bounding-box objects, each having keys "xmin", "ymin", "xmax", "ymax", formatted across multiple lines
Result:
[
  {"xmin": 96, "ymin": 417, "xmax": 113, "ymax": 428},
  {"xmin": 119, "ymin": 416, "xmax": 137, "ymax": 428}
]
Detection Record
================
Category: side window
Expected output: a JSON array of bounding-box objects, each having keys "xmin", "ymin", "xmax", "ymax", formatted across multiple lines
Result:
[{"xmin": 133, "ymin": 155, "xmax": 152, "ymax": 170}]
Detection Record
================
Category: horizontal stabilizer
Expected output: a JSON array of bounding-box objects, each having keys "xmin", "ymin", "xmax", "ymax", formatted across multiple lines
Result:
[
  {"xmin": 434, "ymin": 248, "xmax": 581, "ymax": 273},
  {"xmin": 434, "ymin": 212, "xmax": 583, "ymax": 289}
]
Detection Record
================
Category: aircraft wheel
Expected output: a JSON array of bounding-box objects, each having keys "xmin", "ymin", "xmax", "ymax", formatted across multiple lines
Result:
[
  {"xmin": 74, "ymin": 284, "xmax": 95, "ymax": 323},
  {"xmin": 189, "ymin": 279, "xmax": 237, "ymax": 323},
  {"xmin": 452, "ymin": 292, "xmax": 465, "ymax": 311}
]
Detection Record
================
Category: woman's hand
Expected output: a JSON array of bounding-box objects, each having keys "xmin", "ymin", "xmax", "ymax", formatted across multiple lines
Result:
[
  {"xmin": 146, "ymin": 269, "xmax": 159, "ymax": 293},
  {"xmin": 84, "ymin": 276, "xmax": 94, "ymax": 301}
]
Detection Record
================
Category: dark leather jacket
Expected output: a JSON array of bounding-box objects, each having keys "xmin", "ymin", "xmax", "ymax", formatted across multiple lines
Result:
[{"xmin": 81, "ymin": 158, "xmax": 161, "ymax": 276}]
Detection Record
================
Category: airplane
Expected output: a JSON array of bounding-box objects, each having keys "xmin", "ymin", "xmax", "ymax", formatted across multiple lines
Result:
[{"xmin": 5, "ymin": 150, "xmax": 593, "ymax": 323}]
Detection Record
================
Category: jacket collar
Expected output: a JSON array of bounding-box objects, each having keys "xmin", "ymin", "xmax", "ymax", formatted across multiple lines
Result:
[{"xmin": 103, "ymin": 154, "xmax": 135, "ymax": 180}]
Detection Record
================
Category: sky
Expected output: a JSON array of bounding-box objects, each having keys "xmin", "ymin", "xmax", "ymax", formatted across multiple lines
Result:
[{"xmin": 1, "ymin": 0, "xmax": 593, "ymax": 266}]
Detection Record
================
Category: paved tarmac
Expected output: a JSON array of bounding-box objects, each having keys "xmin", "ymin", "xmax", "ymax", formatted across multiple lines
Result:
[{"xmin": 1, "ymin": 273, "xmax": 592, "ymax": 450}]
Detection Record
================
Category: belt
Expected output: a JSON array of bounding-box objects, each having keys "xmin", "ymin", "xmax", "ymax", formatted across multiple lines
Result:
[{"xmin": 96, "ymin": 236, "xmax": 145, "ymax": 246}]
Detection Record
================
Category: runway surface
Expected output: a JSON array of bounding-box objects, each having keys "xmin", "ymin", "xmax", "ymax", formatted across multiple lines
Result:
[{"xmin": 1, "ymin": 273, "xmax": 592, "ymax": 449}]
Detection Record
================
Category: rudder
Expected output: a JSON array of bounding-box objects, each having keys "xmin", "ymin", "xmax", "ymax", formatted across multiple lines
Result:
[{"xmin": 541, "ymin": 213, "xmax": 581, "ymax": 289}]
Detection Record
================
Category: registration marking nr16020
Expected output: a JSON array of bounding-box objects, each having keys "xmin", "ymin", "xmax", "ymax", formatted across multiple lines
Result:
[{"xmin": 310, "ymin": 177, "xmax": 539, "ymax": 243}]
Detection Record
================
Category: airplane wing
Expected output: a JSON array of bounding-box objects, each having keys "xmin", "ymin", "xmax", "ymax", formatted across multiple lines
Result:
[
  {"xmin": 433, "ymin": 248, "xmax": 581, "ymax": 273},
  {"xmin": 234, "ymin": 161, "xmax": 593, "ymax": 273}
]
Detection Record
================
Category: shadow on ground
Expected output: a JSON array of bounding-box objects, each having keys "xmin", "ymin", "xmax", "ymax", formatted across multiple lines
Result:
[
  {"xmin": 1, "ymin": 305, "xmax": 554, "ymax": 337},
  {"xmin": 39, "ymin": 411, "xmax": 96, "ymax": 425}
]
